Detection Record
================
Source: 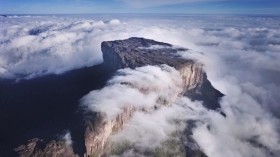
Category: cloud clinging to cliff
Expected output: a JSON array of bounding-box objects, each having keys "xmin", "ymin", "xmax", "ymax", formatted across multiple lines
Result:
[
  {"xmin": 81, "ymin": 65, "xmax": 182, "ymax": 119},
  {"xmin": 61, "ymin": 131, "xmax": 73, "ymax": 146}
]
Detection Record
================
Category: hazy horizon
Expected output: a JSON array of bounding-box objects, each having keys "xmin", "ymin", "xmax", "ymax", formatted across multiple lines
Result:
[{"xmin": 1, "ymin": 0, "xmax": 280, "ymax": 14}]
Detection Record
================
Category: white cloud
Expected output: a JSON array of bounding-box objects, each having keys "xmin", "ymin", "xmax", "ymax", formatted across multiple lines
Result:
[
  {"xmin": 191, "ymin": 84, "xmax": 280, "ymax": 157},
  {"xmin": 0, "ymin": 17, "xmax": 122, "ymax": 79},
  {"xmin": 81, "ymin": 64, "xmax": 183, "ymax": 119},
  {"xmin": 60, "ymin": 131, "xmax": 73, "ymax": 146},
  {"xmin": 109, "ymin": 97, "xmax": 205, "ymax": 151},
  {"xmin": 1, "ymin": 15, "xmax": 280, "ymax": 156}
]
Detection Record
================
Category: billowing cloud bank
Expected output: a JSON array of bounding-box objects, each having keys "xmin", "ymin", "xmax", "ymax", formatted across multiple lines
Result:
[
  {"xmin": 1, "ymin": 15, "xmax": 280, "ymax": 156},
  {"xmin": 81, "ymin": 64, "xmax": 280, "ymax": 157},
  {"xmin": 81, "ymin": 65, "xmax": 182, "ymax": 119},
  {"xmin": 0, "ymin": 17, "xmax": 121, "ymax": 79},
  {"xmin": 80, "ymin": 64, "xmax": 280, "ymax": 157}
]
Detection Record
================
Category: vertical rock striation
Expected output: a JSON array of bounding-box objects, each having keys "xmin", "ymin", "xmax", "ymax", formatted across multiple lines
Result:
[{"xmin": 84, "ymin": 106, "xmax": 135, "ymax": 156}]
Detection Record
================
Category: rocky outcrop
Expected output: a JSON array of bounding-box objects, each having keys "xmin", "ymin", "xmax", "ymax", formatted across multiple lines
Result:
[
  {"xmin": 102, "ymin": 37, "xmax": 190, "ymax": 70},
  {"xmin": 85, "ymin": 37, "xmax": 223, "ymax": 156},
  {"xmin": 15, "ymin": 138, "xmax": 78, "ymax": 157}
]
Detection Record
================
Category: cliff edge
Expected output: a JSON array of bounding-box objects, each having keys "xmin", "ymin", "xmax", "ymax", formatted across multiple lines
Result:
[{"xmin": 85, "ymin": 37, "xmax": 223, "ymax": 157}]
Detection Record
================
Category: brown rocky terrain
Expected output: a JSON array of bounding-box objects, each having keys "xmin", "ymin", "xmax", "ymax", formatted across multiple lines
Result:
[{"xmin": 15, "ymin": 138, "xmax": 78, "ymax": 157}]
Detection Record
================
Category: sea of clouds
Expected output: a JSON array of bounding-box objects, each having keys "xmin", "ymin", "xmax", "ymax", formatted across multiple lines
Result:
[{"xmin": 1, "ymin": 15, "xmax": 280, "ymax": 156}]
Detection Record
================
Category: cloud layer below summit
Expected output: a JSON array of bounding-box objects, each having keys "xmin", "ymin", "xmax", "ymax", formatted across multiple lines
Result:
[{"xmin": 1, "ymin": 15, "xmax": 280, "ymax": 156}]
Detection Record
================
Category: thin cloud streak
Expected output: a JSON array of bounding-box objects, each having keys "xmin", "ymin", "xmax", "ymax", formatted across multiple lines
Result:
[{"xmin": 119, "ymin": 0, "xmax": 226, "ymax": 8}]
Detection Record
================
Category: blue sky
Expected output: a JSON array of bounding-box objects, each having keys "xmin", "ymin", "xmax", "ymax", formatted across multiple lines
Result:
[{"xmin": 0, "ymin": 0, "xmax": 279, "ymax": 14}]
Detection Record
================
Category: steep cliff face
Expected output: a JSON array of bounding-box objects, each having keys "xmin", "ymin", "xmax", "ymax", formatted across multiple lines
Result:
[
  {"xmin": 85, "ymin": 37, "xmax": 223, "ymax": 157},
  {"xmin": 85, "ymin": 106, "xmax": 135, "ymax": 156}
]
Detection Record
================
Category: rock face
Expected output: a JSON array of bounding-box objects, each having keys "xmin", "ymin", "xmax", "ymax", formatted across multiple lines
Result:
[
  {"xmin": 85, "ymin": 37, "xmax": 223, "ymax": 156},
  {"xmin": 85, "ymin": 106, "xmax": 135, "ymax": 156},
  {"xmin": 15, "ymin": 138, "xmax": 78, "ymax": 157}
]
